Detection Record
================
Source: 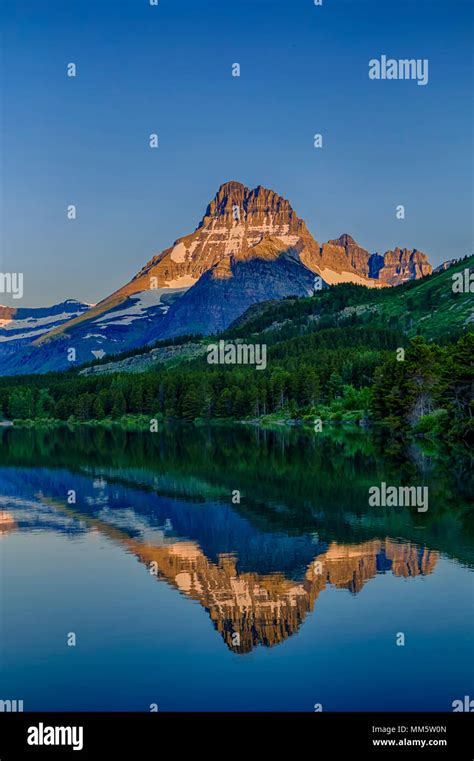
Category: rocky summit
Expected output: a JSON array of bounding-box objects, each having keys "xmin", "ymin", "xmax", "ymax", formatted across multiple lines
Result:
[
  {"xmin": 131, "ymin": 180, "xmax": 314, "ymax": 290},
  {"xmin": 0, "ymin": 181, "xmax": 433, "ymax": 375},
  {"xmin": 371, "ymin": 247, "xmax": 433, "ymax": 285}
]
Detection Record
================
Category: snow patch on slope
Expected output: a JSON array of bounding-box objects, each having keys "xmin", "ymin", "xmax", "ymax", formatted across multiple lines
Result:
[
  {"xmin": 163, "ymin": 275, "xmax": 198, "ymax": 288},
  {"xmin": 0, "ymin": 306, "xmax": 88, "ymax": 342},
  {"xmin": 0, "ymin": 311, "xmax": 84, "ymax": 333},
  {"xmin": 170, "ymin": 242, "xmax": 187, "ymax": 263},
  {"xmin": 93, "ymin": 287, "xmax": 191, "ymax": 327},
  {"xmin": 319, "ymin": 268, "xmax": 384, "ymax": 288}
]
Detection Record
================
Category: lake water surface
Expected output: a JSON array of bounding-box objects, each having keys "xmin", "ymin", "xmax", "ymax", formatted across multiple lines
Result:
[{"xmin": 0, "ymin": 425, "xmax": 472, "ymax": 711}]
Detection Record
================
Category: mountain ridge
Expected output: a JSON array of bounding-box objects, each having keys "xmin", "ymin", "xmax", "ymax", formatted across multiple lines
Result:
[
  {"xmin": 0, "ymin": 181, "xmax": 435, "ymax": 375},
  {"xmin": 76, "ymin": 254, "xmax": 473, "ymax": 378},
  {"xmin": 35, "ymin": 180, "xmax": 432, "ymax": 346}
]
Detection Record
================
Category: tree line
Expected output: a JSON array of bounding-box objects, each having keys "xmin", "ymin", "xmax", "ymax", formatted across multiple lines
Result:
[{"xmin": 0, "ymin": 329, "xmax": 471, "ymax": 443}]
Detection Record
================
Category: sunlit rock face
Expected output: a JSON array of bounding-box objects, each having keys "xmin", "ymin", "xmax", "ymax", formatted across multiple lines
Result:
[{"xmin": 368, "ymin": 248, "xmax": 433, "ymax": 285}]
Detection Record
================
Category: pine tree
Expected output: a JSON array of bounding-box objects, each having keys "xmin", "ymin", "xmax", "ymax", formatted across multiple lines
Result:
[
  {"xmin": 327, "ymin": 371, "xmax": 343, "ymax": 401},
  {"xmin": 110, "ymin": 389, "xmax": 126, "ymax": 418},
  {"xmin": 74, "ymin": 393, "xmax": 93, "ymax": 421},
  {"xmin": 181, "ymin": 386, "xmax": 202, "ymax": 420},
  {"xmin": 35, "ymin": 388, "xmax": 54, "ymax": 417},
  {"xmin": 93, "ymin": 394, "xmax": 106, "ymax": 419},
  {"xmin": 216, "ymin": 388, "xmax": 233, "ymax": 417},
  {"xmin": 9, "ymin": 388, "xmax": 35, "ymax": 419},
  {"xmin": 130, "ymin": 382, "xmax": 144, "ymax": 413}
]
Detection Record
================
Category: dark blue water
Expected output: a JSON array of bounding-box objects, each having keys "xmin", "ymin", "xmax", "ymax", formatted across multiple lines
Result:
[{"xmin": 0, "ymin": 426, "xmax": 472, "ymax": 711}]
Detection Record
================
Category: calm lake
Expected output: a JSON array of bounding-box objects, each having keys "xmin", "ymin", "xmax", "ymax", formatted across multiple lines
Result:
[{"xmin": 0, "ymin": 425, "xmax": 472, "ymax": 711}]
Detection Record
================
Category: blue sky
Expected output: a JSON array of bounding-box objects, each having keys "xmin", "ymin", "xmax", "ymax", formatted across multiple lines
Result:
[{"xmin": 1, "ymin": 0, "xmax": 472, "ymax": 306}]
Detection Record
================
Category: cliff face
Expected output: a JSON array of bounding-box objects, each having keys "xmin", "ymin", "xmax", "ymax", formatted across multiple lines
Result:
[
  {"xmin": 200, "ymin": 181, "xmax": 309, "ymax": 237},
  {"xmin": 369, "ymin": 248, "xmax": 433, "ymax": 285},
  {"xmin": 318, "ymin": 235, "xmax": 432, "ymax": 286},
  {"xmin": 133, "ymin": 181, "xmax": 314, "ymax": 291},
  {"xmin": 326, "ymin": 234, "xmax": 372, "ymax": 277},
  {"xmin": 152, "ymin": 236, "xmax": 318, "ymax": 339}
]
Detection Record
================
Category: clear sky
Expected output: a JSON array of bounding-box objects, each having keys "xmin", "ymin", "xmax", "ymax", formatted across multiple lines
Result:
[{"xmin": 1, "ymin": 0, "xmax": 472, "ymax": 307}]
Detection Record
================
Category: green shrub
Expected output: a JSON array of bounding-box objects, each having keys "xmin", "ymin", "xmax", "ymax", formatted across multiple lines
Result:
[{"xmin": 414, "ymin": 408, "xmax": 449, "ymax": 436}]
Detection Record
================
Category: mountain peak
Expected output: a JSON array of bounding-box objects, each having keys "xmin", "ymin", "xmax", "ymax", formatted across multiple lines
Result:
[
  {"xmin": 28, "ymin": 182, "xmax": 434, "ymax": 365},
  {"xmin": 201, "ymin": 181, "xmax": 248, "ymax": 222},
  {"xmin": 217, "ymin": 180, "xmax": 246, "ymax": 195},
  {"xmin": 200, "ymin": 181, "xmax": 304, "ymax": 229},
  {"xmin": 328, "ymin": 233, "xmax": 364, "ymax": 249},
  {"xmin": 335, "ymin": 233, "xmax": 357, "ymax": 246},
  {"xmin": 373, "ymin": 246, "xmax": 432, "ymax": 284}
]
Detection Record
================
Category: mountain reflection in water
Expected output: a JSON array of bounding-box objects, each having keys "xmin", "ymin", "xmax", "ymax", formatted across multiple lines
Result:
[
  {"xmin": 1, "ymin": 495, "xmax": 438, "ymax": 652},
  {"xmin": 0, "ymin": 426, "xmax": 472, "ymax": 711}
]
